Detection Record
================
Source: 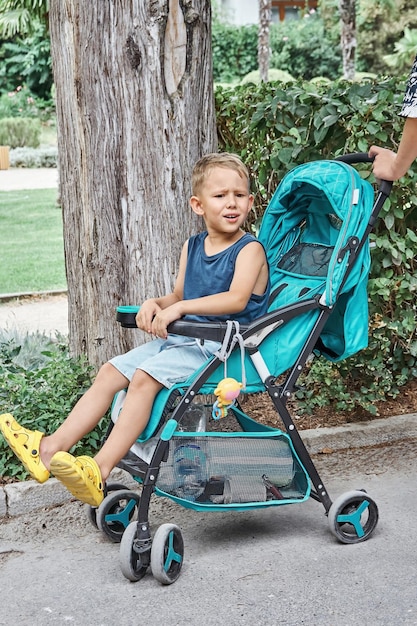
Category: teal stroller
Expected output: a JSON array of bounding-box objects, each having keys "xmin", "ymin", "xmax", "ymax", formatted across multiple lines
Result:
[{"xmin": 89, "ymin": 154, "xmax": 392, "ymax": 584}]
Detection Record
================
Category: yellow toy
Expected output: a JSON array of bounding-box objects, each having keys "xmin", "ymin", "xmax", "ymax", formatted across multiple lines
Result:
[{"xmin": 212, "ymin": 377, "xmax": 243, "ymax": 420}]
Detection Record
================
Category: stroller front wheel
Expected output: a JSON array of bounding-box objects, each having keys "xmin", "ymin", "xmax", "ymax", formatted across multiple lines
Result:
[
  {"xmin": 328, "ymin": 490, "xmax": 379, "ymax": 544},
  {"xmin": 151, "ymin": 523, "xmax": 184, "ymax": 585},
  {"xmin": 119, "ymin": 521, "xmax": 149, "ymax": 582}
]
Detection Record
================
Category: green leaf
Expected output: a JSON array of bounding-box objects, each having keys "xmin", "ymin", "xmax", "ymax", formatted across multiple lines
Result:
[{"xmin": 383, "ymin": 213, "xmax": 395, "ymax": 230}]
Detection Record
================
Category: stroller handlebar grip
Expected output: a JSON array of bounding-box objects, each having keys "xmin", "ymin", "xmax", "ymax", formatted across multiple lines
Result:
[
  {"xmin": 335, "ymin": 152, "xmax": 393, "ymax": 198},
  {"xmin": 335, "ymin": 152, "xmax": 372, "ymax": 164}
]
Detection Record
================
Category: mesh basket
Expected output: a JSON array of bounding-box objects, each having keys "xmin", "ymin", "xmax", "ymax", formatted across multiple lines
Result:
[{"xmin": 156, "ymin": 432, "xmax": 310, "ymax": 509}]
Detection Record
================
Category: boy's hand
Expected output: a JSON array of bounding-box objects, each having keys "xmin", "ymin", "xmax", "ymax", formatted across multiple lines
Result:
[
  {"xmin": 136, "ymin": 299, "xmax": 162, "ymax": 334},
  {"xmin": 150, "ymin": 302, "xmax": 183, "ymax": 339}
]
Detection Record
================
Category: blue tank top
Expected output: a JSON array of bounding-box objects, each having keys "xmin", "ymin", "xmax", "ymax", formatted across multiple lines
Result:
[{"xmin": 183, "ymin": 231, "xmax": 270, "ymax": 324}]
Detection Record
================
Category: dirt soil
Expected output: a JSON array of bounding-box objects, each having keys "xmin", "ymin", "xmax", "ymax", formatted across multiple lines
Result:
[{"xmin": 241, "ymin": 377, "xmax": 417, "ymax": 432}]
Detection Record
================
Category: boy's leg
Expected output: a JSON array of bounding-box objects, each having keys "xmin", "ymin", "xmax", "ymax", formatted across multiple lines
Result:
[
  {"xmin": 94, "ymin": 369, "xmax": 163, "ymax": 480},
  {"xmin": 49, "ymin": 369, "xmax": 162, "ymax": 506},
  {"xmin": 40, "ymin": 362, "xmax": 129, "ymax": 469},
  {"xmin": 0, "ymin": 362, "xmax": 129, "ymax": 483}
]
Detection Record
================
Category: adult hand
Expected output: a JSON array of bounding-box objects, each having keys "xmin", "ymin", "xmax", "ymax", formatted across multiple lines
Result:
[{"xmin": 369, "ymin": 145, "xmax": 403, "ymax": 181}]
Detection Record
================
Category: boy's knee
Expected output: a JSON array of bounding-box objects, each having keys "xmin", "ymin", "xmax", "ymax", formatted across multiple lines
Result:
[
  {"xmin": 97, "ymin": 362, "xmax": 116, "ymax": 378},
  {"xmin": 129, "ymin": 368, "xmax": 161, "ymax": 392},
  {"xmin": 95, "ymin": 362, "xmax": 125, "ymax": 387}
]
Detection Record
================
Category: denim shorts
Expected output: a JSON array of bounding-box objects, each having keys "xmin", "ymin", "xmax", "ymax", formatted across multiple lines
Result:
[{"xmin": 109, "ymin": 334, "xmax": 221, "ymax": 389}]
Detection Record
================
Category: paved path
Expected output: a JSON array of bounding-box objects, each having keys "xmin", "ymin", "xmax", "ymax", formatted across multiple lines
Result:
[
  {"xmin": 0, "ymin": 293, "xmax": 68, "ymax": 336},
  {"xmin": 2, "ymin": 439, "xmax": 417, "ymax": 625},
  {"xmin": 0, "ymin": 167, "xmax": 58, "ymax": 191}
]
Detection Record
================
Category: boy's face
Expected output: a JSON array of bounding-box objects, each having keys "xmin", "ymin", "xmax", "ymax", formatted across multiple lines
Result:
[{"xmin": 190, "ymin": 166, "xmax": 254, "ymax": 233}]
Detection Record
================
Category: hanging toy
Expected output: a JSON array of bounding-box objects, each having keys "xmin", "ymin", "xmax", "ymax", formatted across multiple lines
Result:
[{"xmin": 212, "ymin": 377, "xmax": 243, "ymax": 420}]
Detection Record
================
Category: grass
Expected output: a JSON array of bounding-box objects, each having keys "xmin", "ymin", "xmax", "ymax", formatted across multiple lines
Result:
[{"xmin": 0, "ymin": 188, "xmax": 66, "ymax": 294}]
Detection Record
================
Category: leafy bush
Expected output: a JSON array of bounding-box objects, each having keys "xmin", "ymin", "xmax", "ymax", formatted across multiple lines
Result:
[
  {"xmin": 10, "ymin": 146, "xmax": 58, "ymax": 167},
  {"xmin": 212, "ymin": 12, "xmax": 340, "ymax": 84},
  {"xmin": 0, "ymin": 332, "xmax": 107, "ymax": 481},
  {"xmin": 215, "ymin": 76, "xmax": 417, "ymax": 413},
  {"xmin": 0, "ymin": 20, "xmax": 53, "ymax": 101},
  {"xmin": 0, "ymin": 116, "xmax": 41, "ymax": 148},
  {"xmin": 269, "ymin": 12, "xmax": 342, "ymax": 81},
  {"xmin": 212, "ymin": 22, "xmax": 258, "ymax": 83},
  {"xmin": 240, "ymin": 68, "xmax": 295, "ymax": 85},
  {"xmin": 0, "ymin": 85, "xmax": 41, "ymax": 118}
]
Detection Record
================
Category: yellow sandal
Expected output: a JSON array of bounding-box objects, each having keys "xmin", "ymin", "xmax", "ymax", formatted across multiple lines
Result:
[
  {"xmin": 0, "ymin": 413, "xmax": 50, "ymax": 483},
  {"xmin": 50, "ymin": 451, "xmax": 103, "ymax": 506}
]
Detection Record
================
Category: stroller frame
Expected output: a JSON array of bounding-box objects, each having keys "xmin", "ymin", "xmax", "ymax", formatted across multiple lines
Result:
[{"xmin": 91, "ymin": 155, "xmax": 392, "ymax": 584}]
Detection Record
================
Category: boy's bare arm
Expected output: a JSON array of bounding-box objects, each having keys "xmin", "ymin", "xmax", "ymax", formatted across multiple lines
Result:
[{"xmin": 150, "ymin": 241, "xmax": 268, "ymax": 338}]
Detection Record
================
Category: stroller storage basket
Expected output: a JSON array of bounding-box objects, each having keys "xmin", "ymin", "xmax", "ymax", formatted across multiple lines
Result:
[{"xmin": 155, "ymin": 430, "xmax": 310, "ymax": 512}]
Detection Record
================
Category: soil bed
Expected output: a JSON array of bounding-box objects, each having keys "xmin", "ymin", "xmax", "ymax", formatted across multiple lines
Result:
[{"xmin": 241, "ymin": 378, "xmax": 417, "ymax": 431}]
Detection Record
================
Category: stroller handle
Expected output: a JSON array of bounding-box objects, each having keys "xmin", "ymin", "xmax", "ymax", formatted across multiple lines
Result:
[{"xmin": 335, "ymin": 152, "xmax": 393, "ymax": 198}]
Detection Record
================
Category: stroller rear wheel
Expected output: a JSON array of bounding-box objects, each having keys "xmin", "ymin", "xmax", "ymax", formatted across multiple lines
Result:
[
  {"xmin": 328, "ymin": 490, "xmax": 379, "ymax": 544},
  {"xmin": 119, "ymin": 521, "xmax": 149, "ymax": 581},
  {"xmin": 96, "ymin": 489, "xmax": 140, "ymax": 543},
  {"xmin": 86, "ymin": 482, "xmax": 131, "ymax": 529},
  {"xmin": 151, "ymin": 523, "xmax": 184, "ymax": 585}
]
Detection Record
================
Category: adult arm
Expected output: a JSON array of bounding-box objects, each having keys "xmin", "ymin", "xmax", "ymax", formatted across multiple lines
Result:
[{"xmin": 369, "ymin": 117, "xmax": 417, "ymax": 181}]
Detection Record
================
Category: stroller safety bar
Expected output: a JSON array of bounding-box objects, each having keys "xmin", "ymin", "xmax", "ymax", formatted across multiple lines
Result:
[{"xmin": 117, "ymin": 297, "xmax": 323, "ymax": 345}]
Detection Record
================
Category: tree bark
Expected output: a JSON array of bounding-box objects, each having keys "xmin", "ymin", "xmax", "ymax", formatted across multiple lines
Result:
[
  {"xmin": 48, "ymin": 0, "xmax": 216, "ymax": 370},
  {"xmin": 339, "ymin": 0, "xmax": 356, "ymax": 80},
  {"xmin": 258, "ymin": 0, "xmax": 271, "ymax": 83}
]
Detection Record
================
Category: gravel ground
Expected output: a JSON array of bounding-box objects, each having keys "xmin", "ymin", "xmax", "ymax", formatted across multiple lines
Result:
[{"xmin": 0, "ymin": 293, "xmax": 68, "ymax": 336}]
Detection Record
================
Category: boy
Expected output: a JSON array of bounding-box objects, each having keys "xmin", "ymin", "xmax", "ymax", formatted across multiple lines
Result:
[{"xmin": 0, "ymin": 153, "xmax": 269, "ymax": 507}]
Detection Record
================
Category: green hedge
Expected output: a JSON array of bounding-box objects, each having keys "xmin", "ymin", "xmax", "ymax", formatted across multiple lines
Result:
[
  {"xmin": 0, "ymin": 116, "xmax": 41, "ymax": 148},
  {"xmin": 0, "ymin": 333, "xmax": 106, "ymax": 482},
  {"xmin": 216, "ymin": 77, "xmax": 417, "ymax": 414},
  {"xmin": 212, "ymin": 14, "xmax": 341, "ymax": 85}
]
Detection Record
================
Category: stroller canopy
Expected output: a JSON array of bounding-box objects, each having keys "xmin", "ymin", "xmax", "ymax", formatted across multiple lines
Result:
[{"xmin": 258, "ymin": 159, "xmax": 376, "ymax": 361}]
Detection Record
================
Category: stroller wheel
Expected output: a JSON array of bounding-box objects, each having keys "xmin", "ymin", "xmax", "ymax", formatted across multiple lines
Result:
[
  {"xmin": 119, "ymin": 521, "xmax": 149, "ymax": 582},
  {"xmin": 328, "ymin": 490, "xmax": 379, "ymax": 544},
  {"xmin": 96, "ymin": 489, "xmax": 141, "ymax": 543},
  {"xmin": 151, "ymin": 523, "xmax": 184, "ymax": 585},
  {"xmin": 85, "ymin": 482, "xmax": 130, "ymax": 530}
]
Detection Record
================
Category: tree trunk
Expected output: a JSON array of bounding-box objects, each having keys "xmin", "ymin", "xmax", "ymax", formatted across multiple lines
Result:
[
  {"xmin": 258, "ymin": 0, "xmax": 271, "ymax": 83},
  {"xmin": 339, "ymin": 0, "xmax": 356, "ymax": 80},
  {"xmin": 48, "ymin": 0, "xmax": 216, "ymax": 370}
]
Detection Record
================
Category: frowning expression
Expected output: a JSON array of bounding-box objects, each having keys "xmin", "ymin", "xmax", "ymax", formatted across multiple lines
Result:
[{"xmin": 190, "ymin": 166, "xmax": 254, "ymax": 234}]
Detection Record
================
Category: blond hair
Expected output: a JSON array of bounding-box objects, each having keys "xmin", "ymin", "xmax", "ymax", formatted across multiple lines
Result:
[{"xmin": 191, "ymin": 152, "xmax": 250, "ymax": 195}]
